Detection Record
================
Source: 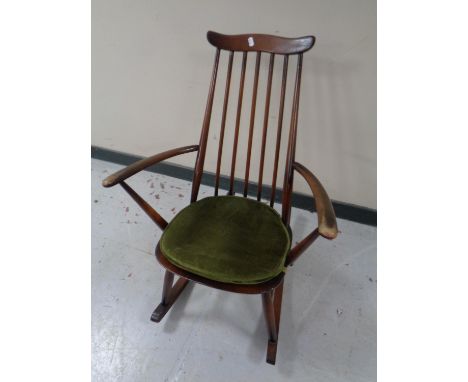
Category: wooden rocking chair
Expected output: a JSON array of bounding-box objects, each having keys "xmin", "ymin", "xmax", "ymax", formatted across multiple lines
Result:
[{"xmin": 102, "ymin": 31, "xmax": 338, "ymax": 365}]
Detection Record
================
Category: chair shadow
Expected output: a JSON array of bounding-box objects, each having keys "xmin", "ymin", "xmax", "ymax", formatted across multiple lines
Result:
[
  {"xmin": 154, "ymin": 210, "xmax": 315, "ymax": 377},
  {"xmin": 154, "ymin": 270, "xmax": 302, "ymax": 376},
  {"xmin": 161, "ymin": 281, "xmax": 196, "ymax": 333},
  {"xmin": 158, "ymin": 281, "xmax": 277, "ymax": 364}
]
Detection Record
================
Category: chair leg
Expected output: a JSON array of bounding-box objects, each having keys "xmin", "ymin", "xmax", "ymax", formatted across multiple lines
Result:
[
  {"xmin": 151, "ymin": 270, "xmax": 190, "ymax": 323},
  {"xmin": 262, "ymin": 279, "xmax": 284, "ymax": 365}
]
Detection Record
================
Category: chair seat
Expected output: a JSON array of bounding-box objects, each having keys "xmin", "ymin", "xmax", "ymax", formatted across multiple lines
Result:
[{"xmin": 160, "ymin": 196, "xmax": 291, "ymax": 284}]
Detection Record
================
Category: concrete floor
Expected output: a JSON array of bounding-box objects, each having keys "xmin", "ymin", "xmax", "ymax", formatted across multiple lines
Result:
[{"xmin": 92, "ymin": 158, "xmax": 376, "ymax": 382}]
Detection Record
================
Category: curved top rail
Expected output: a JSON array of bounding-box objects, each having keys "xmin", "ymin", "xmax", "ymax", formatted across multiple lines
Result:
[{"xmin": 207, "ymin": 31, "xmax": 315, "ymax": 54}]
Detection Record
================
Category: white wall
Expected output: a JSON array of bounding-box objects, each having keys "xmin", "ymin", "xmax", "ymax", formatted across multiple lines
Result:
[{"xmin": 92, "ymin": 0, "xmax": 376, "ymax": 209}]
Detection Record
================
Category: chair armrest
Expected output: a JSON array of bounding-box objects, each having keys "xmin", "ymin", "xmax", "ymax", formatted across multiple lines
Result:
[
  {"xmin": 293, "ymin": 162, "xmax": 338, "ymax": 239},
  {"xmin": 102, "ymin": 145, "xmax": 199, "ymax": 187}
]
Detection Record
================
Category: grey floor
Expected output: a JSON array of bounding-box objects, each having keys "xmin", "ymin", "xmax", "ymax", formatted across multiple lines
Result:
[{"xmin": 92, "ymin": 158, "xmax": 376, "ymax": 382}]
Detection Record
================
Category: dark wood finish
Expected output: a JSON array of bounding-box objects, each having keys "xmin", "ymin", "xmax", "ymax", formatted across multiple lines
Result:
[
  {"xmin": 262, "ymin": 278, "xmax": 284, "ymax": 365},
  {"xmin": 156, "ymin": 243, "xmax": 285, "ymax": 294},
  {"xmin": 257, "ymin": 53, "xmax": 275, "ymax": 201},
  {"xmin": 93, "ymin": 145, "xmax": 376, "ymax": 226},
  {"xmin": 161, "ymin": 270, "xmax": 174, "ymax": 305},
  {"xmin": 244, "ymin": 52, "xmax": 261, "ymax": 197},
  {"xmin": 151, "ymin": 271, "xmax": 190, "ymax": 323},
  {"xmin": 215, "ymin": 51, "xmax": 234, "ymax": 196},
  {"xmin": 102, "ymin": 31, "xmax": 339, "ymax": 365},
  {"xmin": 285, "ymin": 227, "xmax": 320, "ymax": 266},
  {"xmin": 229, "ymin": 51, "xmax": 247, "ymax": 195},
  {"xmin": 191, "ymin": 49, "xmax": 220, "ymax": 203},
  {"xmin": 282, "ymin": 54, "xmax": 303, "ymax": 224},
  {"xmin": 102, "ymin": 145, "xmax": 198, "ymax": 187},
  {"xmin": 207, "ymin": 31, "xmax": 315, "ymax": 54},
  {"xmin": 270, "ymin": 55, "xmax": 289, "ymax": 207},
  {"xmin": 102, "ymin": 145, "xmax": 198, "ymax": 231},
  {"xmin": 120, "ymin": 181, "xmax": 168, "ymax": 230},
  {"xmin": 293, "ymin": 161, "xmax": 338, "ymax": 239},
  {"xmin": 262, "ymin": 291, "xmax": 278, "ymax": 341},
  {"xmin": 273, "ymin": 280, "xmax": 284, "ymax": 336}
]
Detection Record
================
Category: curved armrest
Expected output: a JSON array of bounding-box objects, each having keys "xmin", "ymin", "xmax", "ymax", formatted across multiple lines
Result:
[
  {"xmin": 102, "ymin": 145, "xmax": 199, "ymax": 187},
  {"xmin": 293, "ymin": 162, "xmax": 338, "ymax": 239}
]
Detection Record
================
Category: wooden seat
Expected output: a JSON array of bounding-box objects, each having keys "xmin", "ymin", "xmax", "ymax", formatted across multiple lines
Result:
[{"xmin": 102, "ymin": 31, "xmax": 338, "ymax": 365}]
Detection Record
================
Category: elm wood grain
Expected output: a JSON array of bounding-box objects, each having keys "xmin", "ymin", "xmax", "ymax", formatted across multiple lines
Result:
[
  {"xmin": 273, "ymin": 280, "xmax": 284, "ymax": 336},
  {"xmin": 207, "ymin": 31, "xmax": 315, "ymax": 54},
  {"xmin": 214, "ymin": 51, "xmax": 234, "ymax": 196},
  {"xmin": 161, "ymin": 270, "xmax": 174, "ymax": 305},
  {"xmin": 282, "ymin": 54, "xmax": 303, "ymax": 225},
  {"xmin": 257, "ymin": 53, "xmax": 275, "ymax": 201},
  {"xmin": 262, "ymin": 291, "xmax": 277, "ymax": 341},
  {"xmin": 262, "ymin": 278, "xmax": 284, "ymax": 364},
  {"xmin": 102, "ymin": 31, "xmax": 338, "ymax": 365},
  {"xmin": 229, "ymin": 51, "xmax": 247, "ymax": 195},
  {"xmin": 101, "ymin": 145, "xmax": 198, "ymax": 231},
  {"xmin": 243, "ymin": 52, "xmax": 262, "ymax": 197},
  {"xmin": 120, "ymin": 181, "xmax": 168, "ymax": 230},
  {"xmin": 270, "ymin": 55, "xmax": 289, "ymax": 207},
  {"xmin": 285, "ymin": 227, "xmax": 320, "ymax": 266},
  {"xmin": 151, "ymin": 271, "xmax": 190, "ymax": 323},
  {"xmin": 102, "ymin": 145, "xmax": 199, "ymax": 187},
  {"xmin": 191, "ymin": 49, "xmax": 220, "ymax": 203},
  {"xmin": 293, "ymin": 161, "xmax": 338, "ymax": 239}
]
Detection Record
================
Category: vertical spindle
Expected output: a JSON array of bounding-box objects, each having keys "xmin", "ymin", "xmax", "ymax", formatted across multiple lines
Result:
[
  {"xmin": 243, "ymin": 52, "xmax": 261, "ymax": 197},
  {"xmin": 282, "ymin": 54, "xmax": 303, "ymax": 223},
  {"xmin": 191, "ymin": 49, "xmax": 220, "ymax": 202},
  {"xmin": 229, "ymin": 51, "xmax": 248, "ymax": 195},
  {"xmin": 270, "ymin": 55, "xmax": 289, "ymax": 207},
  {"xmin": 257, "ymin": 53, "xmax": 275, "ymax": 201},
  {"xmin": 214, "ymin": 51, "xmax": 234, "ymax": 196}
]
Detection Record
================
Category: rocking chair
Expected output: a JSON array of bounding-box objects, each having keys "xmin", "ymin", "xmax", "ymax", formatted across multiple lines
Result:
[{"xmin": 102, "ymin": 31, "xmax": 338, "ymax": 365}]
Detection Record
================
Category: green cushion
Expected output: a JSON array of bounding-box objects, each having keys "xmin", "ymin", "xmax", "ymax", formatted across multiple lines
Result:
[{"xmin": 160, "ymin": 196, "xmax": 291, "ymax": 284}]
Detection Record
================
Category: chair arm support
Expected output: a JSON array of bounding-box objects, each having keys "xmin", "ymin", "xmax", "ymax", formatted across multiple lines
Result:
[
  {"xmin": 120, "ymin": 181, "xmax": 168, "ymax": 230},
  {"xmin": 102, "ymin": 145, "xmax": 199, "ymax": 187},
  {"xmin": 293, "ymin": 162, "xmax": 338, "ymax": 240}
]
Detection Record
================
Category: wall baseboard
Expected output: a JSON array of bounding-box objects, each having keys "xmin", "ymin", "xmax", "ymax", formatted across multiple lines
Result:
[{"xmin": 92, "ymin": 146, "xmax": 377, "ymax": 226}]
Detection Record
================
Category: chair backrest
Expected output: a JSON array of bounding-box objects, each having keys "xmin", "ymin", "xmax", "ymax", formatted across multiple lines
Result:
[{"xmin": 191, "ymin": 31, "xmax": 315, "ymax": 225}]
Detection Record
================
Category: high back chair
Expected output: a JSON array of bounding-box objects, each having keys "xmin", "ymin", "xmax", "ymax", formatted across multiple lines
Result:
[{"xmin": 102, "ymin": 31, "xmax": 338, "ymax": 365}]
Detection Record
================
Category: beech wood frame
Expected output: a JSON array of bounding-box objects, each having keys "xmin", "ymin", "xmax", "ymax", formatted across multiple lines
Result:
[{"xmin": 102, "ymin": 31, "xmax": 338, "ymax": 365}]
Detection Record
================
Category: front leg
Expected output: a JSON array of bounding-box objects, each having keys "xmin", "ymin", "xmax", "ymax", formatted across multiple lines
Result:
[
  {"xmin": 151, "ymin": 270, "xmax": 190, "ymax": 323},
  {"xmin": 262, "ymin": 279, "xmax": 284, "ymax": 365}
]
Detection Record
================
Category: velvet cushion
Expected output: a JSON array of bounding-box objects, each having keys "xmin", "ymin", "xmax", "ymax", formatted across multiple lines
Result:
[{"xmin": 160, "ymin": 196, "xmax": 291, "ymax": 284}]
